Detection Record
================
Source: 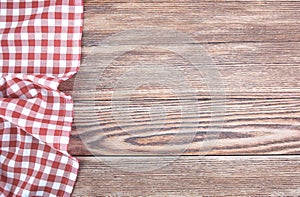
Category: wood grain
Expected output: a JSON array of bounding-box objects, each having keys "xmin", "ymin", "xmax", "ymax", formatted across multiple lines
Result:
[
  {"xmin": 66, "ymin": 0, "xmax": 300, "ymax": 196},
  {"xmin": 73, "ymin": 156, "xmax": 300, "ymax": 196},
  {"xmin": 57, "ymin": 0, "xmax": 300, "ymax": 156},
  {"xmin": 82, "ymin": 0, "xmax": 300, "ymax": 44},
  {"xmin": 60, "ymin": 42, "xmax": 300, "ymax": 99},
  {"xmin": 68, "ymin": 98, "xmax": 300, "ymax": 156}
]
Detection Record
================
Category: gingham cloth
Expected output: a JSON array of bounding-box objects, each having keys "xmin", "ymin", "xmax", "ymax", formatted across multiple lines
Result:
[{"xmin": 0, "ymin": 0, "xmax": 83, "ymax": 196}]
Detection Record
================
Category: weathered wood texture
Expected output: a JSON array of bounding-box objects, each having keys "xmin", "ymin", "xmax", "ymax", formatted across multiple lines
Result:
[
  {"xmin": 63, "ymin": 42, "xmax": 300, "ymax": 99},
  {"xmin": 82, "ymin": 0, "xmax": 300, "ymax": 43},
  {"xmin": 69, "ymin": 98, "xmax": 300, "ymax": 156},
  {"xmin": 59, "ymin": 0, "xmax": 300, "ymax": 157},
  {"xmin": 73, "ymin": 156, "xmax": 300, "ymax": 196},
  {"xmin": 64, "ymin": 0, "xmax": 300, "ymax": 196}
]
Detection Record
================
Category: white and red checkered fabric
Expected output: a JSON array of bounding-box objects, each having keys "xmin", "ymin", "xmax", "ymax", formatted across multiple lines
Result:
[{"xmin": 0, "ymin": 0, "xmax": 83, "ymax": 196}]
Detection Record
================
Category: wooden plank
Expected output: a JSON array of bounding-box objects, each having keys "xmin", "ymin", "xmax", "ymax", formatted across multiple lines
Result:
[
  {"xmin": 73, "ymin": 156, "xmax": 300, "ymax": 196},
  {"xmin": 59, "ymin": 42, "xmax": 300, "ymax": 99},
  {"xmin": 68, "ymin": 98, "xmax": 300, "ymax": 156},
  {"xmin": 82, "ymin": 0, "xmax": 300, "ymax": 44}
]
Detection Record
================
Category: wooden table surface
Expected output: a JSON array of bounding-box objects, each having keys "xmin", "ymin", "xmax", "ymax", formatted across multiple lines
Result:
[{"xmin": 59, "ymin": 0, "xmax": 300, "ymax": 196}]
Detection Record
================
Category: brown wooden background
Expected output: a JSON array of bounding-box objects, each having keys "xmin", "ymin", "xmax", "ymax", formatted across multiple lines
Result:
[{"xmin": 59, "ymin": 0, "xmax": 300, "ymax": 196}]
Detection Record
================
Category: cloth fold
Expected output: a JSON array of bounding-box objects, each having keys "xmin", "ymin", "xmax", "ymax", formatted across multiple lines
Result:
[
  {"xmin": 0, "ymin": 0, "xmax": 83, "ymax": 196},
  {"xmin": 0, "ymin": 74, "xmax": 73, "ymax": 152}
]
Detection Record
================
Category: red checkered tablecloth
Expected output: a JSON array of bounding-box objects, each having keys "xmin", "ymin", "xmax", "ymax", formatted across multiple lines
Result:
[{"xmin": 0, "ymin": 0, "xmax": 83, "ymax": 196}]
